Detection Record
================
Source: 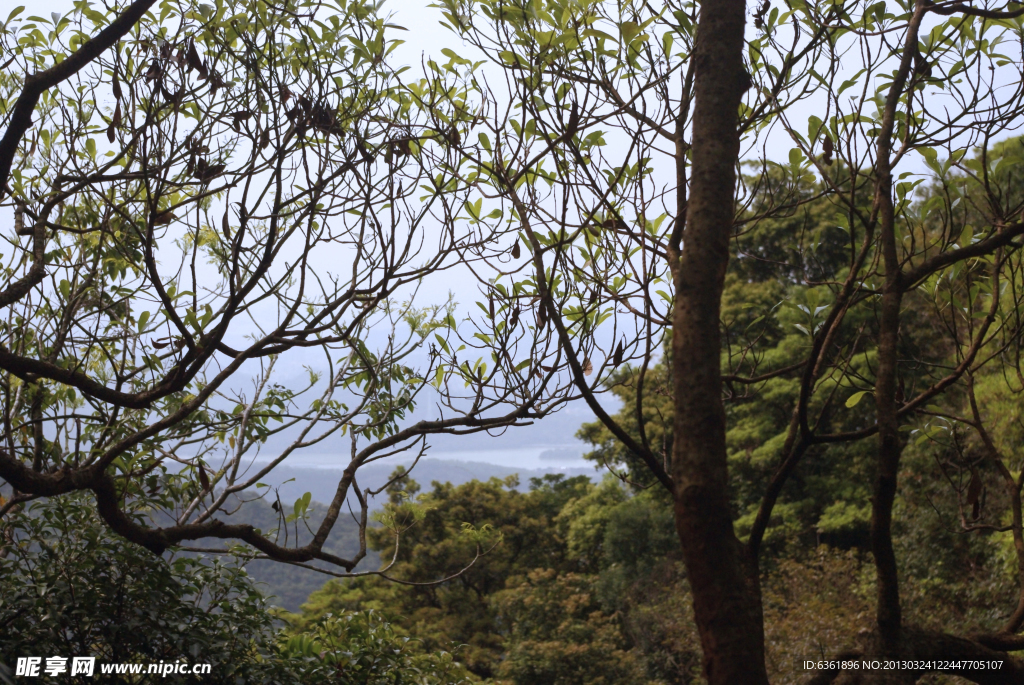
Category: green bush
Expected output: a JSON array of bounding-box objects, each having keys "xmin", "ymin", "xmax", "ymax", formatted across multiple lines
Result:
[
  {"xmin": 0, "ymin": 494, "xmax": 471, "ymax": 684},
  {"xmin": 0, "ymin": 495, "xmax": 287, "ymax": 684},
  {"xmin": 281, "ymin": 611, "xmax": 472, "ymax": 685}
]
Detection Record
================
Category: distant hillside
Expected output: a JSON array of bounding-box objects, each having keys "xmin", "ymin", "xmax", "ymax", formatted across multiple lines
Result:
[
  {"xmin": 228, "ymin": 498, "xmax": 382, "ymax": 612},
  {"xmin": 250, "ymin": 458, "xmax": 598, "ymax": 510}
]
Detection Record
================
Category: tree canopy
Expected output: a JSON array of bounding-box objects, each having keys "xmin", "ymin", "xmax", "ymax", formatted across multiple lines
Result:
[{"xmin": 5, "ymin": 0, "xmax": 1024, "ymax": 682}]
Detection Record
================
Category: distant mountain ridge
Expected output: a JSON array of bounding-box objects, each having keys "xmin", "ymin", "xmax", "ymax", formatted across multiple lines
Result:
[{"xmin": 249, "ymin": 458, "xmax": 597, "ymax": 509}]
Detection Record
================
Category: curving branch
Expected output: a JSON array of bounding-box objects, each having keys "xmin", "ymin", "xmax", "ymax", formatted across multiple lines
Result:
[{"xmin": 0, "ymin": 0, "xmax": 159, "ymax": 196}]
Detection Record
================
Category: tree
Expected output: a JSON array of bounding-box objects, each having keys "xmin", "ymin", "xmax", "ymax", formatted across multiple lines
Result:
[
  {"xmin": 0, "ymin": 492, "xmax": 472, "ymax": 684},
  {"xmin": 288, "ymin": 471, "xmax": 710, "ymax": 684},
  {"xmin": 279, "ymin": 610, "xmax": 473, "ymax": 685},
  {"xmin": 0, "ymin": 494, "xmax": 286, "ymax": 684},
  {"xmin": 0, "ymin": 0, "xmax": 567, "ymax": 582},
  {"xmin": 9, "ymin": 0, "xmax": 1024, "ymax": 681},
  {"xmin": 493, "ymin": 569, "xmax": 649, "ymax": 685},
  {"xmin": 286, "ymin": 472, "xmax": 592, "ymax": 678},
  {"xmin": 430, "ymin": 0, "xmax": 1024, "ymax": 681}
]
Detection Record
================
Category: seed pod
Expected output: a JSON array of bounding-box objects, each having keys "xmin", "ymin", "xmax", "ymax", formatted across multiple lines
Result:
[
  {"xmin": 197, "ymin": 462, "xmax": 210, "ymax": 491},
  {"xmin": 186, "ymin": 40, "xmax": 207, "ymax": 78},
  {"xmin": 754, "ymin": 0, "xmax": 770, "ymax": 29},
  {"xmin": 231, "ymin": 110, "xmax": 253, "ymax": 132},
  {"xmin": 566, "ymin": 101, "xmax": 579, "ymax": 137},
  {"xmin": 822, "ymin": 133, "xmax": 834, "ymax": 166}
]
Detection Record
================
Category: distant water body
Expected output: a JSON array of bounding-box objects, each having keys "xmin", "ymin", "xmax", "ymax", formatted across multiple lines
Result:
[{"xmin": 269, "ymin": 445, "xmax": 589, "ymax": 471}]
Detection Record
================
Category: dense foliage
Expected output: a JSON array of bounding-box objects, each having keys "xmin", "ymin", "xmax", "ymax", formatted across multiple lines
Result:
[
  {"xmin": 281, "ymin": 472, "xmax": 880, "ymax": 685},
  {"xmin": 285, "ymin": 473, "xmax": 690, "ymax": 684},
  {"xmin": 0, "ymin": 495, "xmax": 281, "ymax": 683},
  {"xmin": 286, "ymin": 145, "xmax": 1024, "ymax": 682},
  {"xmin": 0, "ymin": 493, "xmax": 471, "ymax": 684}
]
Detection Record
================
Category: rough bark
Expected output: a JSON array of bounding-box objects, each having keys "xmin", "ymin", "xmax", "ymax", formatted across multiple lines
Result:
[{"xmin": 670, "ymin": 0, "xmax": 768, "ymax": 682}]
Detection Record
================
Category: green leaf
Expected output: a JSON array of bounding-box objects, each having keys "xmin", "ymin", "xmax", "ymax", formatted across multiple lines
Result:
[
  {"xmin": 846, "ymin": 390, "xmax": 869, "ymax": 408},
  {"xmin": 293, "ymin": 491, "xmax": 312, "ymax": 518},
  {"xmin": 807, "ymin": 115, "xmax": 823, "ymax": 140},
  {"xmin": 583, "ymin": 28, "xmax": 615, "ymax": 42},
  {"xmin": 788, "ymin": 146, "xmax": 805, "ymax": 169},
  {"xmin": 621, "ymin": 21, "xmax": 640, "ymax": 42}
]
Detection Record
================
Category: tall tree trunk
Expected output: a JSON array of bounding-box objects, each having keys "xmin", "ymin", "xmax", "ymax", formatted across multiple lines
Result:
[
  {"xmin": 670, "ymin": 0, "xmax": 769, "ymax": 682},
  {"xmin": 872, "ymin": 282, "xmax": 904, "ymax": 653},
  {"xmin": 869, "ymin": 0, "xmax": 927, "ymax": 655}
]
